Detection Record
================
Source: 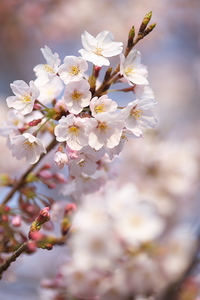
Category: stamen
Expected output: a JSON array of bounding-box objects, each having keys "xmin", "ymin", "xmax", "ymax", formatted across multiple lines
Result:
[
  {"xmin": 78, "ymin": 159, "xmax": 86, "ymax": 168},
  {"xmin": 22, "ymin": 140, "xmax": 34, "ymax": 150},
  {"xmin": 71, "ymin": 91, "xmax": 83, "ymax": 101},
  {"xmin": 21, "ymin": 93, "xmax": 31, "ymax": 103},
  {"xmin": 69, "ymin": 66, "xmax": 80, "ymax": 76},
  {"xmin": 98, "ymin": 122, "xmax": 109, "ymax": 133},
  {"xmin": 95, "ymin": 103, "xmax": 106, "ymax": 114},
  {"xmin": 94, "ymin": 46, "xmax": 103, "ymax": 56},
  {"xmin": 44, "ymin": 64, "xmax": 54, "ymax": 73},
  {"xmin": 68, "ymin": 126, "xmax": 80, "ymax": 136},
  {"xmin": 125, "ymin": 67, "xmax": 136, "ymax": 76},
  {"xmin": 131, "ymin": 106, "xmax": 143, "ymax": 120}
]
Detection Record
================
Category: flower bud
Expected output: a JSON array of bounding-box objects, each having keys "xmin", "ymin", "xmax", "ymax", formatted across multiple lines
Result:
[
  {"xmin": 28, "ymin": 119, "xmax": 42, "ymax": 126},
  {"xmin": 12, "ymin": 215, "xmax": 22, "ymax": 227}
]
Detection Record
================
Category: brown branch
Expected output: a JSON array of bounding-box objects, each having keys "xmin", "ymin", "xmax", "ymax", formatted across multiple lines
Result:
[{"xmin": 0, "ymin": 242, "xmax": 28, "ymax": 279}]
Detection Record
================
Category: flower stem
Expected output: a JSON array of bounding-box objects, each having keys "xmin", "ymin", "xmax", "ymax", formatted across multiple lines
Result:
[{"xmin": 2, "ymin": 137, "xmax": 58, "ymax": 205}]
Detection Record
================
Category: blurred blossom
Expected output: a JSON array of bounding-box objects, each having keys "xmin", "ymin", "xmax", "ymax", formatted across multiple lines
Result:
[{"xmin": 60, "ymin": 183, "xmax": 196, "ymax": 299}]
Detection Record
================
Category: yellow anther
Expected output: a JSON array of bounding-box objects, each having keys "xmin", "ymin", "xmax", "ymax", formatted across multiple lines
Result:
[
  {"xmin": 22, "ymin": 140, "xmax": 34, "ymax": 150},
  {"xmin": 69, "ymin": 66, "xmax": 80, "ymax": 76},
  {"xmin": 94, "ymin": 103, "xmax": 106, "ymax": 114},
  {"xmin": 125, "ymin": 67, "xmax": 136, "ymax": 76},
  {"xmin": 94, "ymin": 46, "xmax": 103, "ymax": 56},
  {"xmin": 44, "ymin": 64, "xmax": 54, "ymax": 73},
  {"xmin": 98, "ymin": 122, "xmax": 109, "ymax": 133},
  {"xmin": 131, "ymin": 107, "xmax": 143, "ymax": 120},
  {"xmin": 21, "ymin": 93, "xmax": 31, "ymax": 103},
  {"xmin": 71, "ymin": 90, "xmax": 83, "ymax": 101},
  {"xmin": 68, "ymin": 126, "xmax": 80, "ymax": 136},
  {"xmin": 78, "ymin": 159, "xmax": 86, "ymax": 168}
]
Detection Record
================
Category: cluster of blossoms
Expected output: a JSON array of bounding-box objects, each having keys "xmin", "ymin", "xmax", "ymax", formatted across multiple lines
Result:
[
  {"xmin": 1, "ymin": 12, "xmax": 200, "ymax": 300},
  {"xmin": 40, "ymin": 183, "xmax": 196, "ymax": 300},
  {"xmin": 0, "ymin": 29, "xmax": 157, "ymax": 198}
]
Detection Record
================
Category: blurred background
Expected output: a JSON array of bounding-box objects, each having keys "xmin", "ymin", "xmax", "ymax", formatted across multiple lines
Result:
[{"xmin": 0, "ymin": 0, "xmax": 200, "ymax": 299}]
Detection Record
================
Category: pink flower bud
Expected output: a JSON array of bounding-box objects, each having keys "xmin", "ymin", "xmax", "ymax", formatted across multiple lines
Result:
[
  {"xmin": 53, "ymin": 172, "xmax": 66, "ymax": 183},
  {"xmin": 28, "ymin": 119, "xmax": 42, "ymax": 126},
  {"xmin": 54, "ymin": 151, "xmax": 69, "ymax": 169},
  {"xmin": 12, "ymin": 215, "xmax": 22, "ymax": 227},
  {"xmin": 39, "ymin": 169, "xmax": 53, "ymax": 179},
  {"xmin": 65, "ymin": 203, "xmax": 77, "ymax": 215},
  {"xmin": 27, "ymin": 241, "xmax": 37, "ymax": 252},
  {"xmin": 66, "ymin": 147, "xmax": 79, "ymax": 159}
]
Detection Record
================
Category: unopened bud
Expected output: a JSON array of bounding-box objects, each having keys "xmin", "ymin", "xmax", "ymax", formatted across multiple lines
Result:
[
  {"xmin": 33, "ymin": 103, "xmax": 41, "ymax": 110},
  {"xmin": 28, "ymin": 119, "xmax": 42, "ymax": 126},
  {"xmin": 139, "ymin": 11, "xmax": 152, "ymax": 34},
  {"xmin": 94, "ymin": 66, "xmax": 101, "ymax": 78},
  {"xmin": 12, "ymin": 215, "xmax": 22, "ymax": 227},
  {"xmin": 38, "ymin": 170, "xmax": 53, "ymax": 180},
  {"xmin": 127, "ymin": 26, "xmax": 135, "ymax": 48},
  {"xmin": 103, "ymin": 67, "xmax": 112, "ymax": 82},
  {"xmin": 54, "ymin": 173, "xmax": 67, "ymax": 183},
  {"xmin": 144, "ymin": 23, "xmax": 156, "ymax": 36},
  {"xmin": 65, "ymin": 203, "xmax": 77, "ymax": 216}
]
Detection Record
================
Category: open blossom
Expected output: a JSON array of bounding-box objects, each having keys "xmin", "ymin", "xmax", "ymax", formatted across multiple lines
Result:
[
  {"xmin": 33, "ymin": 46, "xmax": 61, "ymax": 86},
  {"xmin": 90, "ymin": 95, "xmax": 118, "ymax": 117},
  {"xmin": 6, "ymin": 80, "xmax": 40, "ymax": 115},
  {"xmin": 120, "ymin": 49, "xmax": 148, "ymax": 85},
  {"xmin": 36, "ymin": 76, "xmax": 63, "ymax": 105},
  {"xmin": 58, "ymin": 56, "xmax": 88, "ymax": 84},
  {"xmin": 87, "ymin": 113, "xmax": 124, "ymax": 150},
  {"xmin": 0, "ymin": 110, "xmax": 25, "ymax": 137},
  {"xmin": 9, "ymin": 133, "xmax": 46, "ymax": 164},
  {"xmin": 134, "ymin": 84, "xmax": 155, "ymax": 100},
  {"xmin": 54, "ymin": 114, "xmax": 88, "ymax": 150},
  {"xmin": 79, "ymin": 31, "xmax": 123, "ymax": 67},
  {"xmin": 54, "ymin": 151, "xmax": 69, "ymax": 169},
  {"xmin": 63, "ymin": 79, "xmax": 91, "ymax": 114},
  {"xmin": 69, "ymin": 154, "xmax": 97, "ymax": 177},
  {"xmin": 120, "ymin": 98, "xmax": 157, "ymax": 134}
]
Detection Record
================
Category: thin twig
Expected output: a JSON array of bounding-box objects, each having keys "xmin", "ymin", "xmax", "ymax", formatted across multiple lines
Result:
[
  {"xmin": 0, "ymin": 242, "xmax": 28, "ymax": 279},
  {"xmin": 2, "ymin": 137, "xmax": 58, "ymax": 205}
]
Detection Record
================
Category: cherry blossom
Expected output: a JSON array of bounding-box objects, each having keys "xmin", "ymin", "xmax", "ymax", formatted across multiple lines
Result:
[
  {"xmin": 36, "ymin": 76, "xmax": 63, "ymax": 105},
  {"xmin": 90, "ymin": 95, "xmax": 118, "ymax": 117},
  {"xmin": 58, "ymin": 56, "xmax": 88, "ymax": 84},
  {"xmin": 79, "ymin": 31, "xmax": 123, "ymax": 67},
  {"xmin": 120, "ymin": 49, "xmax": 148, "ymax": 85},
  {"xmin": 9, "ymin": 133, "xmax": 46, "ymax": 164},
  {"xmin": 63, "ymin": 79, "xmax": 91, "ymax": 114},
  {"xmin": 54, "ymin": 114, "xmax": 88, "ymax": 150},
  {"xmin": 6, "ymin": 80, "xmax": 40, "ymax": 115},
  {"xmin": 54, "ymin": 151, "xmax": 69, "ymax": 169},
  {"xmin": 120, "ymin": 98, "xmax": 157, "ymax": 134},
  {"xmin": 87, "ymin": 113, "xmax": 124, "ymax": 150},
  {"xmin": 33, "ymin": 46, "xmax": 61, "ymax": 86}
]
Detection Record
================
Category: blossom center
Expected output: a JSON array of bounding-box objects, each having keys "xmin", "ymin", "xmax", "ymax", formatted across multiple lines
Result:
[
  {"xmin": 125, "ymin": 67, "xmax": 136, "ymax": 76},
  {"xmin": 78, "ymin": 159, "xmax": 86, "ymax": 168},
  {"xmin": 22, "ymin": 140, "xmax": 34, "ymax": 150},
  {"xmin": 98, "ymin": 122, "xmax": 109, "ymax": 133},
  {"xmin": 130, "ymin": 215, "xmax": 143, "ymax": 227},
  {"xmin": 21, "ymin": 93, "xmax": 32, "ymax": 103},
  {"xmin": 94, "ymin": 103, "xmax": 106, "ymax": 114},
  {"xmin": 68, "ymin": 65, "xmax": 80, "ymax": 76},
  {"xmin": 131, "ymin": 106, "xmax": 143, "ymax": 120},
  {"xmin": 68, "ymin": 126, "xmax": 80, "ymax": 136},
  {"xmin": 94, "ymin": 46, "xmax": 103, "ymax": 56},
  {"xmin": 71, "ymin": 90, "xmax": 83, "ymax": 101},
  {"xmin": 44, "ymin": 64, "xmax": 54, "ymax": 73}
]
